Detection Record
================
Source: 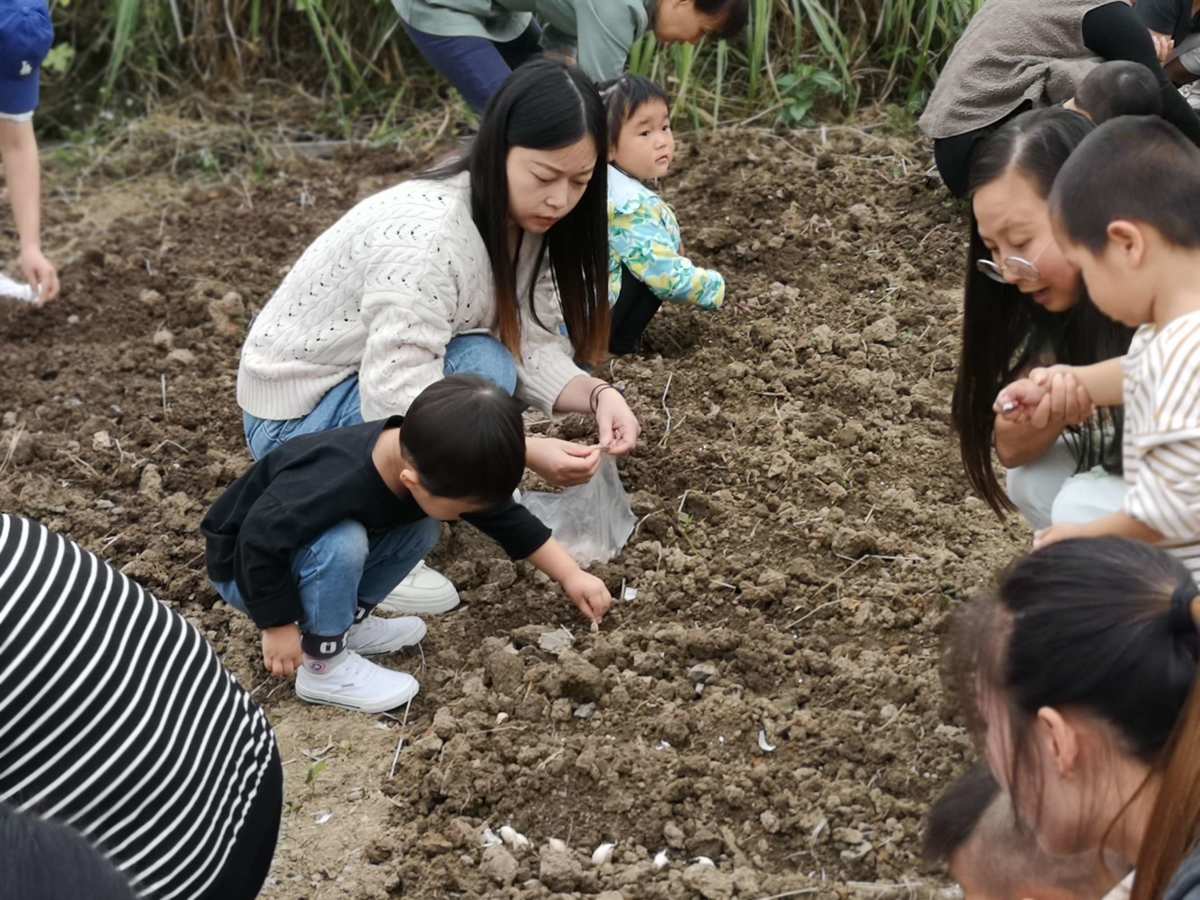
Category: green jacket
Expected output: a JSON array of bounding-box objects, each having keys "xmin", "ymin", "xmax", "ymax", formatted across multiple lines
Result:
[{"xmin": 392, "ymin": 0, "xmax": 652, "ymax": 82}]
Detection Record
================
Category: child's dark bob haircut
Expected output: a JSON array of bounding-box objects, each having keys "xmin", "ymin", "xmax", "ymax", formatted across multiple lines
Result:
[
  {"xmin": 922, "ymin": 764, "xmax": 999, "ymax": 865},
  {"xmin": 598, "ymin": 74, "xmax": 670, "ymax": 149},
  {"xmin": 693, "ymin": 0, "xmax": 750, "ymax": 39},
  {"xmin": 1075, "ymin": 60, "xmax": 1163, "ymax": 124},
  {"xmin": 1, "ymin": 804, "xmax": 136, "ymax": 900},
  {"xmin": 400, "ymin": 375, "xmax": 525, "ymax": 507},
  {"xmin": 1051, "ymin": 116, "xmax": 1200, "ymax": 254}
]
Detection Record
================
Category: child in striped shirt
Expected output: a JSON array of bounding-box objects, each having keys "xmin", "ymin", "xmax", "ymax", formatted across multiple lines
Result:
[
  {"xmin": 996, "ymin": 116, "xmax": 1200, "ymax": 575},
  {"xmin": 600, "ymin": 75, "xmax": 725, "ymax": 355}
]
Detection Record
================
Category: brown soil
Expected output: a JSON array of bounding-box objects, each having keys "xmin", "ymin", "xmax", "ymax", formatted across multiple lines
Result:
[{"xmin": 1, "ymin": 124, "xmax": 1030, "ymax": 898}]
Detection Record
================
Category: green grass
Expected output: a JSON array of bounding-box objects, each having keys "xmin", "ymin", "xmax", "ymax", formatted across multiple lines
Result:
[{"xmin": 47, "ymin": 0, "xmax": 981, "ymax": 133}]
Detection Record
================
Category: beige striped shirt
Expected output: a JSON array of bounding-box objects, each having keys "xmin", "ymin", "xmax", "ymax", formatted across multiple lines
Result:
[{"xmin": 1123, "ymin": 311, "xmax": 1200, "ymax": 577}]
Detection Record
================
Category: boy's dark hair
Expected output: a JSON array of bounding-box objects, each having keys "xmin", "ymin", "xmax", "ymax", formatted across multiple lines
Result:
[
  {"xmin": 1075, "ymin": 61, "xmax": 1163, "ymax": 124},
  {"xmin": 0, "ymin": 804, "xmax": 137, "ymax": 900},
  {"xmin": 697, "ymin": 0, "xmax": 750, "ymax": 39},
  {"xmin": 400, "ymin": 375, "xmax": 525, "ymax": 507},
  {"xmin": 922, "ymin": 764, "xmax": 1000, "ymax": 864},
  {"xmin": 598, "ymin": 74, "xmax": 670, "ymax": 148},
  {"xmin": 1051, "ymin": 115, "xmax": 1200, "ymax": 254}
]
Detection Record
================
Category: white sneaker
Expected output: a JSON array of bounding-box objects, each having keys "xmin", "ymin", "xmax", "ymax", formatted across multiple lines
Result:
[
  {"xmin": 376, "ymin": 561, "xmax": 460, "ymax": 615},
  {"xmin": 295, "ymin": 651, "xmax": 419, "ymax": 714},
  {"xmin": 347, "ymin": 614, "xmax": 426, "ymax": 655}
]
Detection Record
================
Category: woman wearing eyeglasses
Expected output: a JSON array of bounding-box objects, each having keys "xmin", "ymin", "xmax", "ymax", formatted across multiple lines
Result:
[
  {"xmin": 952, "ymin": 107, "xmax": 1134, "ymax": 530},
  {"xmin": 920, "ymin": 0, "xmax": 1200, "ymax": 197}
]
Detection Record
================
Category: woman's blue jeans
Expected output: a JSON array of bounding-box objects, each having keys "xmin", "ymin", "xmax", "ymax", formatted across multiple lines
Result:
[
  {"xmin": 403, "ymin": 21, "xmax": 543, "ymax": 114},
  {"xmin": 223, "ymin": 334, "xmax": 518, "ymax": 637}
]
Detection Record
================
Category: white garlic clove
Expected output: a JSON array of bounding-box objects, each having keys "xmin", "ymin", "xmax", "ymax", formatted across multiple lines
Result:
[
  {"xmin": 653, "ymin": 849, "xmax": 670, "ymax": 870},
  {"xmin": 692, "ymin": 856, "xmax": 716, "ymax": 868},
  {"xmin": 495, "ymin": 712, "xmax": 510, "ymax": 726},
  {"xmin": 499, "ymin": 825, "xmax": 529, "ymax": 850},
  {"xmin": 591, "ymin": 842, "xmax": 616, "ymax": 866},
  {"xmin": 758, "ymin": 728, "xmax": 777, "ymax": 753},
  {"xmin": 480, "ymin": 826, "xmax": 502, "ymax": 848}
]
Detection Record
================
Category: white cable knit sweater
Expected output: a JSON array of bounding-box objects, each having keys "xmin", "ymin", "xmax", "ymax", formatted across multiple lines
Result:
[{"xmin": 237, "ymin": 171, "xmax": 584, "ymax": 420}]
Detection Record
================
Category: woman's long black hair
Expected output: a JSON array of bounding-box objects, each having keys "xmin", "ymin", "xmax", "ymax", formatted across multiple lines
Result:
[
  {"xmin": 952, "ymin": 107, "xmax": 1134, "ymax": 515},
  {"xmin": 428, "ymin": 58, "xmax": 610, "ymax": 364}
]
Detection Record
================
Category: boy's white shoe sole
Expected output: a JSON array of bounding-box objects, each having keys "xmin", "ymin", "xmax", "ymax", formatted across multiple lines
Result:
[
  {"xmin": 347, "ymin": 614, "xmax": 427, "ymax": 655},
  {"xmin": 295, "ymin": 651, "xmax": 419, "ymax": 714},
  {"xmin": 376, "ymin": 561, "xmax": 460, "ymax": 615}
]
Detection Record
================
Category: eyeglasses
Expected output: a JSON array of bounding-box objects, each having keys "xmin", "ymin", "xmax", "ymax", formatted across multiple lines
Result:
[
  {"xmin": 976, "ymin": 255, "xmax": 1042, "ymax": 284},
  {"xmin": 976, "ymin": 241, "xmax": 1048, "ymax": 285}
]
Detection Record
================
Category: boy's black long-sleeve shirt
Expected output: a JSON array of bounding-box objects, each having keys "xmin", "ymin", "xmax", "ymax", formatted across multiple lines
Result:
[{"xmin": 202, "ymin": 417, "xmax": 551, "ymax": 629}]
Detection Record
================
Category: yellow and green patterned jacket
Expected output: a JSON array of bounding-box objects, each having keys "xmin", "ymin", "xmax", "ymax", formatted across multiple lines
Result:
[{"xmin": 607, "ymin": 165, "xmax": 724, "ymax": 311}]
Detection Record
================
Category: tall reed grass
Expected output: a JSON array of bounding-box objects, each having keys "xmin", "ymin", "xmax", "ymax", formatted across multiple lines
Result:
[{"xmin": 51, "ymin": 0, "xmax": 981, "ymax": 130}]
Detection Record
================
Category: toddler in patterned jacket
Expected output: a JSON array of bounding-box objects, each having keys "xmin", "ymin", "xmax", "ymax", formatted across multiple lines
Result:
[{"xmin": 600, "ymin": 74, "xmax": 725, "ymax": 355}]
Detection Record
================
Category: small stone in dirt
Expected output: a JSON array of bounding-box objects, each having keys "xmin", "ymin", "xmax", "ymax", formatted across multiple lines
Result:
[
  {"xmin": 484, "ymin": 648, "xmax": 525, "ymax": 696},
  {"xmin": 833, "ymin": 827, "xmax": 864, "ymax": 845},
  {"xmin": 573, "ymin": 702, "xmax": 596, "ymax": 720},
  {"xmin": 208, "ymin": 291, "xmax": 247, "ymax": 337},
  {"xmin": 551, "ymin": 650, "xmax": 605, "ymax": 702},
  {"xmin": 5, "ymin": 430, "xmax": 33, "ymax": 465},
  {"xmin": 92, "ymin": 430, "xmax": 112, "ymax": 451},
  {"xmin": 412, "ymin": 733, "xmax": 444, "ymax": 759},
  {"xmin": 687, "ymin": 663, "xmax": 718, "ymax": 685},
  {"xmin": 511, "ymin": 624, "xmax": 548, "ymax": 648},
  {"xmin": 167, "ymin": 348, "xmax": 197, "ymax": 366},
  {"xmin": 831, "ymin": 527, "xmax": 879, "ymax": 558},
  {"xmin": 432, "ymin": 706, "xmax": 459, "ymax": 739},
  {"xmin": 152, "ymin": 328, "xmax": 175, "ymax": 350},
  {"xmin": 863, "ymin": 315, "xmax": 898, "ymax": 345},
  {"xmin": 481, "ymin": 846, "xmax": 519, "ymax": 887},
  {"xmin": 139, "ymin": 288, "xmax": 163, "ymax": 307},
  {"xmin": 67, "ymin": 314, "xmax": 79, "ymax": 325},
  {"xmin": 847, "ymin": 203, "xmax": 872, "ymax": 231},
  {"xmin": 363, "ymin": 840, "xmax": 393, "ymax": 864},
  {"xmin": 538, "ymin": 843, "xmax": 582, "ymax": 892},
  {"xmin": 139, "ymin": 464, "xmax": 162, "ymax": 498},
  {"xmin": 683, "ymin": 862, "xmax": 735, "ymax": 900},
  {"xmin": 550, "ymin": 698, "xmax": 573, "ymax": 721},
  {"xmin": 663, "ymin": 822, "xmax": 686, "ymax": 850},
  {"xmin": 538, "ymin": 629, "xmax": 574, "ymax": 655},
  {"xmin": 806, "ymin": 324, "xmax": 834, "ymax": 353}
]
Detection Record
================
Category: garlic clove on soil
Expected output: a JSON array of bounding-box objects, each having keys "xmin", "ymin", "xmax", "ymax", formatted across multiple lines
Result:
[
  {"xmin": 480, "ymin": 826, "xmax": 502, "ymax": 848},
  {"xmin": 757, "ymin": 728, "xmax": 777, "ymax": 753},
  {"xmin": 653, "ymin": 849, "xmax": 670, "ymax": 870},
  {"xmin": 498, "ymin": 825, "xmax": 529, "ymax": 851},
  {"xmin": 591, "ymin": 842, "xmax": 616, "ymax": 866},
  {"xmin": 692, "ymin": 856, "xmax": 716, "ymax": 868}
]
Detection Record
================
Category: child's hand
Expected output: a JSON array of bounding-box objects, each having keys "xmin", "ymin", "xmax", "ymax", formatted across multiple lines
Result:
[
  {"xmin": 1033, "ymin": 522, "xmax": 1088, "ymax": 550},
  {"xmin": 20, "ymin": 245, "xmax": 59, "ymax": 304},
  {"xmin": 261, "ymin": 623, "xmax": 303, "ymax": 677},
  {"xmin": 563, "ymin": 571, "xmax": 613, "ymax": 624},
  {"xmin": 994, "ymin": 378, "xmax": 1047, "ymax": 422}
]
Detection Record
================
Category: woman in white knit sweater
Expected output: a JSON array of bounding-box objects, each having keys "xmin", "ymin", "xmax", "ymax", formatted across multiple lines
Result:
[{"xmin": 235, "ymin": 60, "xmax": 640, "ymax": 613}]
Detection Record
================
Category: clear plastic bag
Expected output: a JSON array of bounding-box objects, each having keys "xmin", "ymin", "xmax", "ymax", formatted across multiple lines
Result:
[{"xmin": 521, "ymin": 454, "xmax": 636, "ymax": 565}]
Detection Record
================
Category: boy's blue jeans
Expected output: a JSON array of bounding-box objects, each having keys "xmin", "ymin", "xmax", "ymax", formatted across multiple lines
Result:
[
  {"xmin": 212, "ymin": 518, "xmax": 442, "ymax": 639},
  {"xmin": 221, "ymin": 334, "xmax": 517, "ymax": 637}
]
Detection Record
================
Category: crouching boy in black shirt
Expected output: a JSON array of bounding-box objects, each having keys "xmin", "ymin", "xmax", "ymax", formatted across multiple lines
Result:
[{"xmin": 202, "ymin": 375, "xmax": 613, "ymax": 714}]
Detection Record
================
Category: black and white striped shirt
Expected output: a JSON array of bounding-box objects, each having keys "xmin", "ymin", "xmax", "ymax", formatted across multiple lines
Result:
[{"xmin": 0, "ymin": 514, "xmax": 278, "ymax": 899}]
